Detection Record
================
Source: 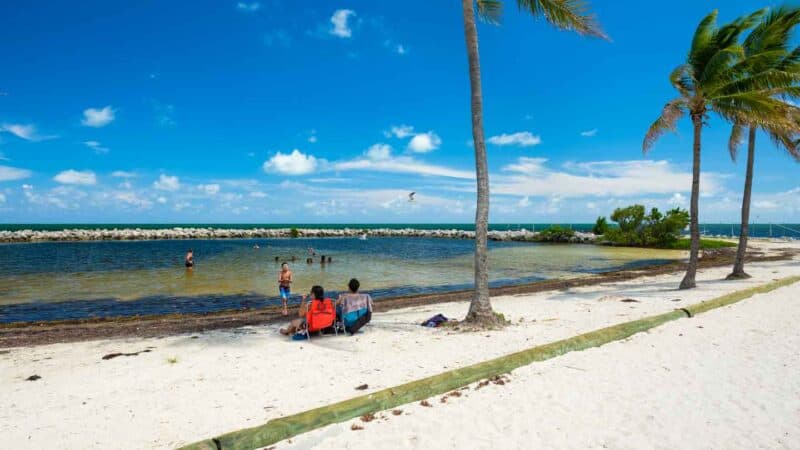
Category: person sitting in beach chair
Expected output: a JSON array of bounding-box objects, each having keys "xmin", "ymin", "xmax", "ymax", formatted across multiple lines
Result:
[
  {"xmin": 336, "ymin": 278, "xmax": 373, "ymax": 335},
  {"xmin": 279, "ymin": 285, "xmax": 336, "ymax": 338}
]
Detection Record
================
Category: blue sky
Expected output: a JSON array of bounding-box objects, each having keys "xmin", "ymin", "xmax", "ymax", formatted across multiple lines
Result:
[{"xmin": 1, "ymin": 0, "xmax": 798, "ymax": 223}]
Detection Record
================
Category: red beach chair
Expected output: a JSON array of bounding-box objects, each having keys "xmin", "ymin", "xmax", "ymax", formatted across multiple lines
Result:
[{"xmin": 296, "ymin": 298, "xmax": 337, "ymax": 340}]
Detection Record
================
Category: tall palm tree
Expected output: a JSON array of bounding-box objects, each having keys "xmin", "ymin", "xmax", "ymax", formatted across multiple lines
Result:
[
  {"xmin": 726, "ymin": 7, "xmax": 800, "ymax": 280},
  {"xmin": 643, "ymin": 9, "xmax": 797, "ymax": 289},
  {"xmin": 461, "ymin": 0, "xmax": 606, "ymax": 325}
]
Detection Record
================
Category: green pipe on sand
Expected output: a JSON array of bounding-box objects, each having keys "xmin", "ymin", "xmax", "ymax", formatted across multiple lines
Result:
[{"xmin": 179, "ymin": 276, "xmax": 800, "ymax": 450}]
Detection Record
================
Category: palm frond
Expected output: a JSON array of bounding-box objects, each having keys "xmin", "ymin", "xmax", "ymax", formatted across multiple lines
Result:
[
  {"xmin": 476, "ymin": 0, "xmax": 503, "ymax": 24},
  {"xmin": 516, "ymin": 0, "xmax": 608, "ymax": 40},
  {"xmin": 689, "ymin": 10, "xmax": 719, "ymax": 70},
  {"xmin": 729, "ymin": 122, "xmax": 745, "ymax": 161},
  {"xmin": 643, "ymin": 99, "xmax": 687, "ymax": 153},
  {"xmin": 669, "ymin": 64, "xmax": 695, "ymax": 96}
]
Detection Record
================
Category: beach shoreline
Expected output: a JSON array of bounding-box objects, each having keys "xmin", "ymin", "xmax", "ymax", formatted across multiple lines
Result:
[
  {"xmin": 2, "ymin": 240, "xmax": 798, "ymax": 449},
  {"xmin": 1, "ymin": 240, "xmax": 796, "ymax": 348}
]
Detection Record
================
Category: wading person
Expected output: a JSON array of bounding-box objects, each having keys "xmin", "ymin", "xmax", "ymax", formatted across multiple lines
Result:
[{"xmin": 278, "ymin": 262, "xmax": 293, "ymax": 316}]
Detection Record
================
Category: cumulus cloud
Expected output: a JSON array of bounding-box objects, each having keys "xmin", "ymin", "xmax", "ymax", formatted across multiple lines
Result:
[
  {"xmin": 81, "ymin": 106, "xmax": 115, "ymax": 127},
  {"xmin": 0, "ymin": 192, "xmax": 5, "ymax": 203},
  {"xmin": 365, "ymin": 143, "xmax": 392, "ymax": 160},
  {"xmin": 263, "ymin": 149, "xmax": 319, "ymax": 175},
  {"xmin": 407, "ymin": 132, "xmax": 441, "ymax": 153},
  {"xmin": 157, "ymin": 196, "xmax": 167, "ymax": 204},
  {"xmin": 580, "ymin": 129, "xmax": 598, "ymax": 137},
  {"xmin": 396, "ymin": 44, "xmax": 407, "ymax": 55},
  {"xmin": 517, "ymin": 196, "xmax": 531, "ymax": 208},
  {"xmin": 493, "ymin": 158, "xmax": 724, "ymax": 198},
  {"xmin": 669, "ymin": 192, "xmax": 687, "ymax": 206},
  {"xmin": 0, "ymin": 165, "xmax": 32, "ymax": 181},
  {"xmin": 249, "ymin": 191, "xmax": 267, "ymax": 198},
  {"xmin": 487, "ymin": 131, "xmax": 541, "ymax": 147},
  {"xmin": 153, "ymin": 174, "xmax": 180, "ymax": 191},
  {"xmin": 334, "ymin": 154, "xmax": 473, "ymax": 179},
  {"xmin": 84, "ymin": 140, "xmax": 109, "ymax": 154},
  {"xmin": 112, "ymin": 170, "xmax": 136, "ymax": 178},
  {"xmin": 198, "ymin": 183, "xmax": 221, "ymax": 195},
  {"xmin": 330, "ymin": 9, "xmax": 356, "ymax": 38},
  {"xmin": 54, "ymin": 169, "xmax": 97, "ymax": 185},
  {"xmin": 236, "ymin": 2, "xmax": 260, "ymax": 12}
]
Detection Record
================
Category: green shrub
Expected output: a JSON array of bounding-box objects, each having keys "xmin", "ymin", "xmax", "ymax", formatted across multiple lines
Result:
[
  {"xmin": 604, "ymin": 205, "xmax": 689, "ymax": 248},
  {"xmin": 592, "ymin": 216, "xmax": 609, "ymax": 235},
  {"xmin": 535, "ymin": 225, "xmax": 575, "ymax": 242},
  {"xmin": 289, "ymin": 227, "xmax": 300, "ymax": 238},
  {"xmin": 665, "ymin": 238, "xmax": 736, "ymax": 250}
]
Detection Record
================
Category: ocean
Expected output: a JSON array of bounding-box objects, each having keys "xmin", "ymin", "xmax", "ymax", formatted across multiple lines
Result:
[{"xmin": 0, "ymin": 236, "xmax": 685, "ymax": 324}]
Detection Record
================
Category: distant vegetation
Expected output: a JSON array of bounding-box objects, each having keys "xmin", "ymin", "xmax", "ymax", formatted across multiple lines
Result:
[
  {"xmin": 289, "ymin": 227, "xmax": 300, "ymax": 238},
  {"xmin": 534, "ymin": 225, "xmax": 576, "ymax": 243},
  {"xmin": 599, "ymin": 204, "xmax": 689, "ymax": 248},
  {"xmin": 592, "ymin": 216, "xmax": 609, "ymax": 235}
]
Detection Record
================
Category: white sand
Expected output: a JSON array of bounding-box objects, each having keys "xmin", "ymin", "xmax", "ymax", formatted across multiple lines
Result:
[{"xmin": 1, "ymin": 241, "xmax": 799, "ymax": 450}]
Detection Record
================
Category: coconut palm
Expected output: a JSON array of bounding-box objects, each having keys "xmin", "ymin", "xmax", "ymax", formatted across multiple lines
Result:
[
  {"xmin": 726, "ymin": 7, "xmax": 800, "ymax": 280},
  {"xmin": 643, "ymin": 9, "xmax": 798, "ymax": 289},
  {"xmin": 461, "ymin": 0, "xmax": 606, "ymax": 325}
]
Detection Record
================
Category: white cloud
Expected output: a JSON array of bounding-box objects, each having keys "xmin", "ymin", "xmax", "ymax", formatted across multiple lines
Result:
[
  {"xmin": 669, "ymin": 192, "xmax": 687, "ymax": 206},
  {"xmin": 236, "ymin": 2, "xmax": 260, "ymax": 12},
  {"xmin": 157, "ymin": 196, "xmax": 167, "ymax": 204},
  {"xmin": 84, "ymin": 140, "xmax": 109, "ymax": 154},
  {"xmin": 118, "ymin": 180, "xmax": 132, "ymax": 189},
  {"xmin": 308, "ymin": 135, "xmax": 317, "ymax": 143},
  {"xmin": 198, "ymin": 183, "xmax": 220, "ymax": 195},
  {"xmin": 580, "ymin": 129, "xmax": 598, "ymax": 137},
  {"xmin": 249, "ymin": 191, "xmax": 267, "ymax": 198},
  {"xmin": 54, "ymin": 169, "xmax": 97, "ymax": 185},
  {"xmin": 517, "ymin": 196, "xmax": 531, "ymax": 208},
  {"xmin": 384, "ymin": 124, "xmax": 415, "ymax": 138},
  {"xmin": 112, "ymin": 170, "xmax": 136, "ymax": 178},
  {"xmin": 396, "ymin": 44, "xmax": 407, "ymax": 55},
  {"xmin": 365, "ymin": 143, "xmax": 392, "ymax": 160},
  {"xmin": 408, "ymin": 132, "xmax": 441, "ymax": 153},
  {"xmin": 754, "ymin": 200, "xmax": 779, "ymax": 209},
  {"xmin": 493, "ymin": 158, "xmax": 723, "ymax": 198},
  {"xmin": 263, "ymin": 149, "xmax": 319, "ymax": 175},
  {"xmin": 0, "ymin": 123, "xmax": 55, "ymax": 141},
  {"xmin": 153, "ymin": 174, "xmax": 180, "ymax": 191},
  {"xmin": 330, "ymin": 9, "xmax": 356, "ymax": 38},
  {"xmin": 81, "ymin": 106, "xmax": 115, "ymax": 127},
  {"xmin": 0, "ymin": 192, "xmax": 5, "ymax": 203},
  {"xmin": 334, "ymin": 155, "xmax": 473, "ymax": 179},
  {"xmin": 115, "ymin": 191, "xmax": 153, "ymax": 209},
  {"xmin": 0, "ymin": 151, "xmax": 8, "ymax": 161},
  {"xmin": 0, "ymin": 165, "xmax": 32, "ymax": 181},
  {"xmin": 487, "ymin": 131, "xmax": 541, "ymax": 147}
]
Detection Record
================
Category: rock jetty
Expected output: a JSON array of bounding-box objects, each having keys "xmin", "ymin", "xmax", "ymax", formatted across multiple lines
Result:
[{"xmin": 0, "ymin": 227, "xmax": 597, "ymax": 244}]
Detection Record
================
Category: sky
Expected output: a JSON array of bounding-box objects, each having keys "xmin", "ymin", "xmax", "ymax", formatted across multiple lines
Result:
[{"xmin": 1, "ymin": 0, "xmax": 799, "ymax": 224}]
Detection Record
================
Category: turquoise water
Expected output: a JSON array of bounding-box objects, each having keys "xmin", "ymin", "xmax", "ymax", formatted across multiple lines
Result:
[{"xmin": 0, "ymin": 237, "xmax": 684, "ymax": 323}]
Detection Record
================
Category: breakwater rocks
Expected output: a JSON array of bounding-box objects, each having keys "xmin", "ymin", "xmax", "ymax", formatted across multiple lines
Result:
[{"xmin": 0, "ymin": 227, "xmax": 598, "ymax": 244}]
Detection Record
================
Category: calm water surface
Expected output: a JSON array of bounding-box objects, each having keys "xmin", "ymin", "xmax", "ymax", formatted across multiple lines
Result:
[{"xmin": 0, "ymin": 238, "xmax": 684, "ymax": 323}]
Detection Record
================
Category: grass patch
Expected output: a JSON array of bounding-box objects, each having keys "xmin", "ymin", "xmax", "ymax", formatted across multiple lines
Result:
[
  {"xmin": 663, "ymin": 238, "xmax": 737, "ymax": 250},
  {"xmin": 167, "ymin": 356, "xmax": 179, "ymax": 364}
]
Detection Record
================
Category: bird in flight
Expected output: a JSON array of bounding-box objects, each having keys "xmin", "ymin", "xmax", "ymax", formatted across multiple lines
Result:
[{"xmin": 408, "ymin": 192, "xmax": 416, "ymax": 202}]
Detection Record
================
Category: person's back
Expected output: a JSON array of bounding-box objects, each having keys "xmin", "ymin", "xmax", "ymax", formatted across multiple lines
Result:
[{"xmin": 338, "ymin": 278, "xmax": 373, "ymax": 333}]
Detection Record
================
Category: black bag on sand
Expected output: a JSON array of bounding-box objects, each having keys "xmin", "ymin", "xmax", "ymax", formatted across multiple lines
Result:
[{"xmin": 345, "ymin": 311, "xmax": 371, "ymax": 335}]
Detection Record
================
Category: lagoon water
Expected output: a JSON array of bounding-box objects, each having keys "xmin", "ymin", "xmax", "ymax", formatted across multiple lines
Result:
[{"xmin": 0, "ymin": 237, "xmax": 684, "ymax": 323}]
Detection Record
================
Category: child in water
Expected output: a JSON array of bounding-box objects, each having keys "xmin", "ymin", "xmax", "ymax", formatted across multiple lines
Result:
[
  {"xmin": 185, "ymin": 249, "xmax": 194, "ymax": 268},
  {"xmin": 278, "ymin": 262, "xmax": 293, "ymax": 315}
]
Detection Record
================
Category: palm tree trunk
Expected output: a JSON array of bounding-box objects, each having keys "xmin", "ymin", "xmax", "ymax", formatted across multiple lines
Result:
[
  {"xmin": 728, "ymin": 126, "xmax": 756, "ymax": 279},
  {"xmin": 461, "ymin": 0, "xmax": 495, "ymax": 325},
  {"xmin": 680, "ymin": 113, "xmax": 703, "ymax": 290}
]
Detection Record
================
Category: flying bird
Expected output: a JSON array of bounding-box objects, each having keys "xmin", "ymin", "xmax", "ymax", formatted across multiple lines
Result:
[{"xmin": 408, "ymin": 192, "xmax": 416, "ymax": 202}]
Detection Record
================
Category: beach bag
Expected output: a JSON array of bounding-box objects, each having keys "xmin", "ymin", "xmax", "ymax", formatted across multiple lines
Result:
[{"xmin": 421, "ymin": 313, "xmax": 449, "ymax": 328}]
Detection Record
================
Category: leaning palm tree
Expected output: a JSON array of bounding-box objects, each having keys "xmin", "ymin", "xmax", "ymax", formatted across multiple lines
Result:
[
  {"xmin": 726, "ymin": 7, "xmax": 800, "ymax": 280},
  {"xmin": 643, "ymin": 9, "xmax": 798, "ymax": 289},
  {"xmin": 462, "ymin": 0, "xmax": 607, "ymax": 325}
]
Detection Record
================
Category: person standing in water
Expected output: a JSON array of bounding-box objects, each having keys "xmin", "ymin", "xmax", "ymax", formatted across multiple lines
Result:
[
  {"xmin": 185, "ymin": 249, "xmax": 194, "ymax": 268},
  {"xmin": 278, "ymin": 262, "xmax": 293, "ymax": 316}
]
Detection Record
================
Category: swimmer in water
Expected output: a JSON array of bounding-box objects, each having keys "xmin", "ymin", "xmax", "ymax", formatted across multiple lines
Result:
[
  {"xmin": 185, "ymin": 249, "xmax": 194, "ymax": 268},
  {"xmin": 278, "ymin": 262, "xmax": 293, "ymax": 315}
]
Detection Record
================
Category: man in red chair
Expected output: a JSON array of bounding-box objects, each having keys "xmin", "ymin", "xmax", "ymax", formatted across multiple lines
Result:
[{"xmin": 279, "ymin": 285, "xmax": 334, "ymax": 337}]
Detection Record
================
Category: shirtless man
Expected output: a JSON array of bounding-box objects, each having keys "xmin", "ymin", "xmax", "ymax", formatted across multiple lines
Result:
[
  {"xmin": 278, "ymin": 262, "xmax": 293, "ymax": 315},
  {"xmin": 185, "ymin": 249, "xmax": 194, "ymax": 268}
]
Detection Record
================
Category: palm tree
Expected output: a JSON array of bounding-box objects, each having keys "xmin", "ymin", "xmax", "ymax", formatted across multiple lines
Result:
[
  {"xmin": 643, "ymin": 9, "xmax": 797, "ymax": 289},
  {"xmin": 726, "ymin": 7, "xmax": 800, "ymax": 280},
  {"xmin": 461, "ymin": 0, "xmax": 606, "ymax": 325}
]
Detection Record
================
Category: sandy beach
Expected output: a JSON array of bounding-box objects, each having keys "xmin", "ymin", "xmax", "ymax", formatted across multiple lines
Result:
[{"xmin": 1, "ymin": 240, "xmax": 798, "ymax": 449}]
